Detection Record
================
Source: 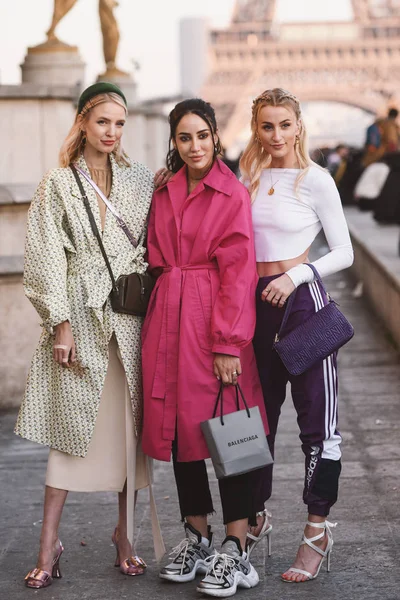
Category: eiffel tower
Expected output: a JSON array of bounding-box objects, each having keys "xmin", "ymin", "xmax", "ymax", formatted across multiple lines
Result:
[{"xmin": 201, "ymin": 0, "xmax": 400, "ymax": 149}]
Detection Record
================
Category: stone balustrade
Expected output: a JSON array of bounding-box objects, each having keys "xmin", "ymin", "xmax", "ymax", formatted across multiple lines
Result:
[{"xmin": 345, "ymin": 207, "xmax": 400, "ymax": 349}]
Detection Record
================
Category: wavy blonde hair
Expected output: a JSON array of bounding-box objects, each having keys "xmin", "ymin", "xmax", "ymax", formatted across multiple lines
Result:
[
  {"xmin": 59, "ymin": 92, "xmax": 130, "ymax": 168},
  {"xmin": 240, "ymin": 88, "xmax": 321, "ymax": 202}
]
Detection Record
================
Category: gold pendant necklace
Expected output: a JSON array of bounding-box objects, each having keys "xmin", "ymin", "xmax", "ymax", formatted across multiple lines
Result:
[
  {"xmin": 268, "ymin": 169, "xmax": 280, "ymax": 195},
  {"xmin": 268, "ymin": 168, "xmax": 288, "ymax": 195}
]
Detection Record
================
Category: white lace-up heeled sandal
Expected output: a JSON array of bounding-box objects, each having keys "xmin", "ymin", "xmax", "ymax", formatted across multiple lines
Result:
[
  {"xmin": 246, "ymin": 509, "xmax": 272, "ymax": 558},
  {"xmin": 282, "ymin": 520, "xmax": 337, "ymax": 583}
]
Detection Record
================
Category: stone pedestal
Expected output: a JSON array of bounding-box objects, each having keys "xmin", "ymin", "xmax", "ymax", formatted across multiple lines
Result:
[
  {"xmin": 21, "ymin": 40, "xmax": 85, "ymax": 87},
  {"xmin": 97, "ymin": 67, "xmax": 137, "ymax": 106}
]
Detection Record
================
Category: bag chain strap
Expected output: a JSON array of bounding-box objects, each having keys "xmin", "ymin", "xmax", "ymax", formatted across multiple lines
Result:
[
  {"xmin": 70, "ymin": 165, "xmax": 118, "ymax": 292},
  {"xmin": 74, "ymin": 165, "xmax": 141, "ymax": 248}
]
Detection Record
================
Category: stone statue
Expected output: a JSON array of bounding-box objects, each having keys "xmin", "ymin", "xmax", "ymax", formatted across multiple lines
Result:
[
  {"xmin": 26, "ymin": 0, "xmax": 130, "ymax": 87},
  {"xmin": 46, "ymin": 0, "xmax": 78, "ymax": 42},
  {"xmin": 99, "ymin": 0, "xmax": 128, "ymax": 76},
  {"xmin": 22, "ymin": 0, "xmax": 83, "ymax": 85}
]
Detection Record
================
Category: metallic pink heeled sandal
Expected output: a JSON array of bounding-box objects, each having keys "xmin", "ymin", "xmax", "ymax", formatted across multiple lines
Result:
[
  {"xmin": 112, "ymin": 528, "xmax": 147, "ymax": 576},
  {"xmin": 25, "ymin": 540, "xmax": 64, "ymax": 589}
]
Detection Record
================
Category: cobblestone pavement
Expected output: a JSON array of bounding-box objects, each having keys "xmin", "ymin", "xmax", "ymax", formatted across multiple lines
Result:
[{"xmin": 0, "ymin": 264, "xmax": 399, "ymax": 600}]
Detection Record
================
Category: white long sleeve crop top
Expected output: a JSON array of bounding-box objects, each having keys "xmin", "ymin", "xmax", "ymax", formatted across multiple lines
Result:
[{"xmin": 248, "ymin": 166, "xmax": 354, "ymax": 287}]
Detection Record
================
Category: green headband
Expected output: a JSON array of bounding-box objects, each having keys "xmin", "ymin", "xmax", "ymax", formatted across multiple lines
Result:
[{"xmin": 77, "ymin": 82, "xmax": 127, "ymax": 114}]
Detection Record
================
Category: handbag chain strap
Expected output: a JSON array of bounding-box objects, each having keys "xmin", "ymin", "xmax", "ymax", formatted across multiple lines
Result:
[
  {"xmin": 70, "ymin": 165, "xmax": 118, "ymax": 292},
  {"xmin": 276, "ymin": 264, "xmax": 329, "ymax": 341},
  {"xmin": 212, "ymin": 383, "xmax": 251, "ymax": 425},
  {"xmin": 74, "ymin": 165, "xmax": 141, "ymax": 249}
]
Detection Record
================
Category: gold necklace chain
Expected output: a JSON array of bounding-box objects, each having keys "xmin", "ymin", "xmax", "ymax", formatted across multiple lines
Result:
[{"xmin": 268, "ymin": 168, "xmax": 288, "ymax": 195}]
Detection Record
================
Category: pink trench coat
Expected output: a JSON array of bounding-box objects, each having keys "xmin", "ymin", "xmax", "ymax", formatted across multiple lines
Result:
[{"xmin": 141, "ymin": 159, "xmax": 268, "ymax": 462}]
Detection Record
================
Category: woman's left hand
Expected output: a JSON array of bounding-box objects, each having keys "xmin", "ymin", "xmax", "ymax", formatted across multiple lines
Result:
[
  {"xmin": 213, "ymin": 354, "xmax": 242, "ymax": 385},
  {"xmin": 154, "ymin": 168, "xmax": 173, "ymax": 188},
  {"xmin": 261, "ymin": 274, "xmax": 295, "ymax": 308}
]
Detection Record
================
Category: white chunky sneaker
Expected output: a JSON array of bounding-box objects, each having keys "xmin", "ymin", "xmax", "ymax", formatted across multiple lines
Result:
[
  {"xmin": 197, "ymin": 536, "xmax": 259, "ymax": 598},
  {"xmin": 159, "ymin": 523, "xmax": 215, "ymax": 583}
]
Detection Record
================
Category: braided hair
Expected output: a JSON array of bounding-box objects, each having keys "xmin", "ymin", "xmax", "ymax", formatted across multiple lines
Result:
[{"xmin": 240, "ymin": 88, "xmax": 320, "ymax": 201}]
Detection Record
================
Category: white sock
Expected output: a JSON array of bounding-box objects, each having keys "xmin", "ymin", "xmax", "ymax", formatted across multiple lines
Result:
[{"xmin": 201, "ymin": 536, "xmax": 210, "ymax": 546}]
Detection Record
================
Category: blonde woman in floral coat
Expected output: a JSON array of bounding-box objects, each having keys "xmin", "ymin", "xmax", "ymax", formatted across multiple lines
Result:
[{"xmin": 15, "ymin": 82, "xmax": 164, "ymax": 589}]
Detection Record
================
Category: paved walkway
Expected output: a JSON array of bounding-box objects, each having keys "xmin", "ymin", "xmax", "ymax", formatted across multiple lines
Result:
[{"xmin": 0, "ymin": 265, "xmax": 399, "ymax": 600}]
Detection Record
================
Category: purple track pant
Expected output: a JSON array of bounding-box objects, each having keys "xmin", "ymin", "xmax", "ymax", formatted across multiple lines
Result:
[{"xmin": 253, "ymin": 274, "xmax": 342, "ymax": 517}]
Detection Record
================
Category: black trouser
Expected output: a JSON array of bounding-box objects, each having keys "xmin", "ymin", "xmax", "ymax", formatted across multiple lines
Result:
[{"xmin": 172, "ymin": 440, "xmax": 267, "ymax": 527}]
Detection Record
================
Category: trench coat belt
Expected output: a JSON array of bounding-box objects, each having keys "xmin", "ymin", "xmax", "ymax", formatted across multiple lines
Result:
[{"xmin": 151, "ymin": 263, "xmax": 219, "ymax": 441}]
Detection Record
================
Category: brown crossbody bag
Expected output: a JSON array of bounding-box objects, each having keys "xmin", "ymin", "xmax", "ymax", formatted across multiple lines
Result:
[{"xmin": 70, "ymin": 164, "xmax": 155, "ymax": 316}]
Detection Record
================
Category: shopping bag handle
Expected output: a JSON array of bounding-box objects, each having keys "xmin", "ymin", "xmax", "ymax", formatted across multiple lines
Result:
[{"xmin": 212, "ymin": 382, "xmax": 251, "ymax": 425}]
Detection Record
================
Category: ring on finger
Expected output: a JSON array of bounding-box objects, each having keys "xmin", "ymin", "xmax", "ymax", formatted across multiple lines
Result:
[{"xmin": 232, "ymin": 370, "xmax": 238, "ymax": 376}]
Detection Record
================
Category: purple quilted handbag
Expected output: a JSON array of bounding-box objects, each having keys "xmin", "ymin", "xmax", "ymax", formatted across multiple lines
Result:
[{"xmin": 273, "ymin": 264, "xmax": 354, "ymax": 375}]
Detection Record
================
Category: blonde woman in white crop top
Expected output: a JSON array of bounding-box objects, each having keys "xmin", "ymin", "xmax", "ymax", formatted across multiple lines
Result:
[{"xmin": 240, "ymin": 88, "xmax": 353, "ymax": 584}]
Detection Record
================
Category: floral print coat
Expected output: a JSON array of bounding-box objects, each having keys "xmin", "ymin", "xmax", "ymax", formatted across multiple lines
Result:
[{"xmin": 15, "ymin": 154, "xmax": 153, "ymax": 457}]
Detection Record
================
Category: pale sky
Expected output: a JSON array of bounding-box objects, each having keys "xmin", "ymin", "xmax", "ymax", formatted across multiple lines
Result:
[{"xmin": 1, "ymin": 0, "xmax": 353, "ymax": 99}]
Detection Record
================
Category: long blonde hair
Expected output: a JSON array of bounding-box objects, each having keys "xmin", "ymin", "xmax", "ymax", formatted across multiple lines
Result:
[
  {"xmin": 59, "ymin": 92, "xmax": 130, "ymax": 168},
  {"xmin": 240, "ymin": 88, "xmax": 320, "ymax": 202}
]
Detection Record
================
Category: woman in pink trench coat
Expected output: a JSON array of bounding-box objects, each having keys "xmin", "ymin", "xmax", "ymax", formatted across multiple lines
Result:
[{"xmin": 141, "ymin": 99, "xmax": 269, "ymax": 597}]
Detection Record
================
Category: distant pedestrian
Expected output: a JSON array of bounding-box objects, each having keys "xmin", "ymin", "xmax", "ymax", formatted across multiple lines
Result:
[
  {"xmin": 363, "ymin": 109, "xmax": 400, "ymax": 167},
  {"xmin": 336, "ymin": 148, "xmax": 365, "ymax": 205},
  {"xmin": 362, "ymin": 118, "xmax": 384, "ymax": 166},
  {"xmin": 240, "ymin": 88, "xmax": 354, "ymax": 583},
  {"xmin": 354, "ymin": 161, "xmax": 390, "ymax": 211},
  {"xmin": 327, "ymin": 143, "xmax": 348, "ymax": 181},
  {"xmin": 372, "ymin": 152, "xmax": 400, "ymax": 224},
  {"xmin": 382, "ymin": 108, "xmax": 400, "ymax": 152},
  {"xmin": 16, "ymin": 82, "xmax": 163, "ymax": 589},
  {"xmin": 142, "ymin": 98, "xmax": 269, "ymax": 598}
]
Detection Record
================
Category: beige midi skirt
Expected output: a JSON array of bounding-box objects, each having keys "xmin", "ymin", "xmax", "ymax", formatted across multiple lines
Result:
[
  {"xmin": 45, "ymin": 336, "xmax": 165, "ymax": 559},
  {"xmin": 46, "ymin": 335, "xmax": 147, "ymax": 493}
]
